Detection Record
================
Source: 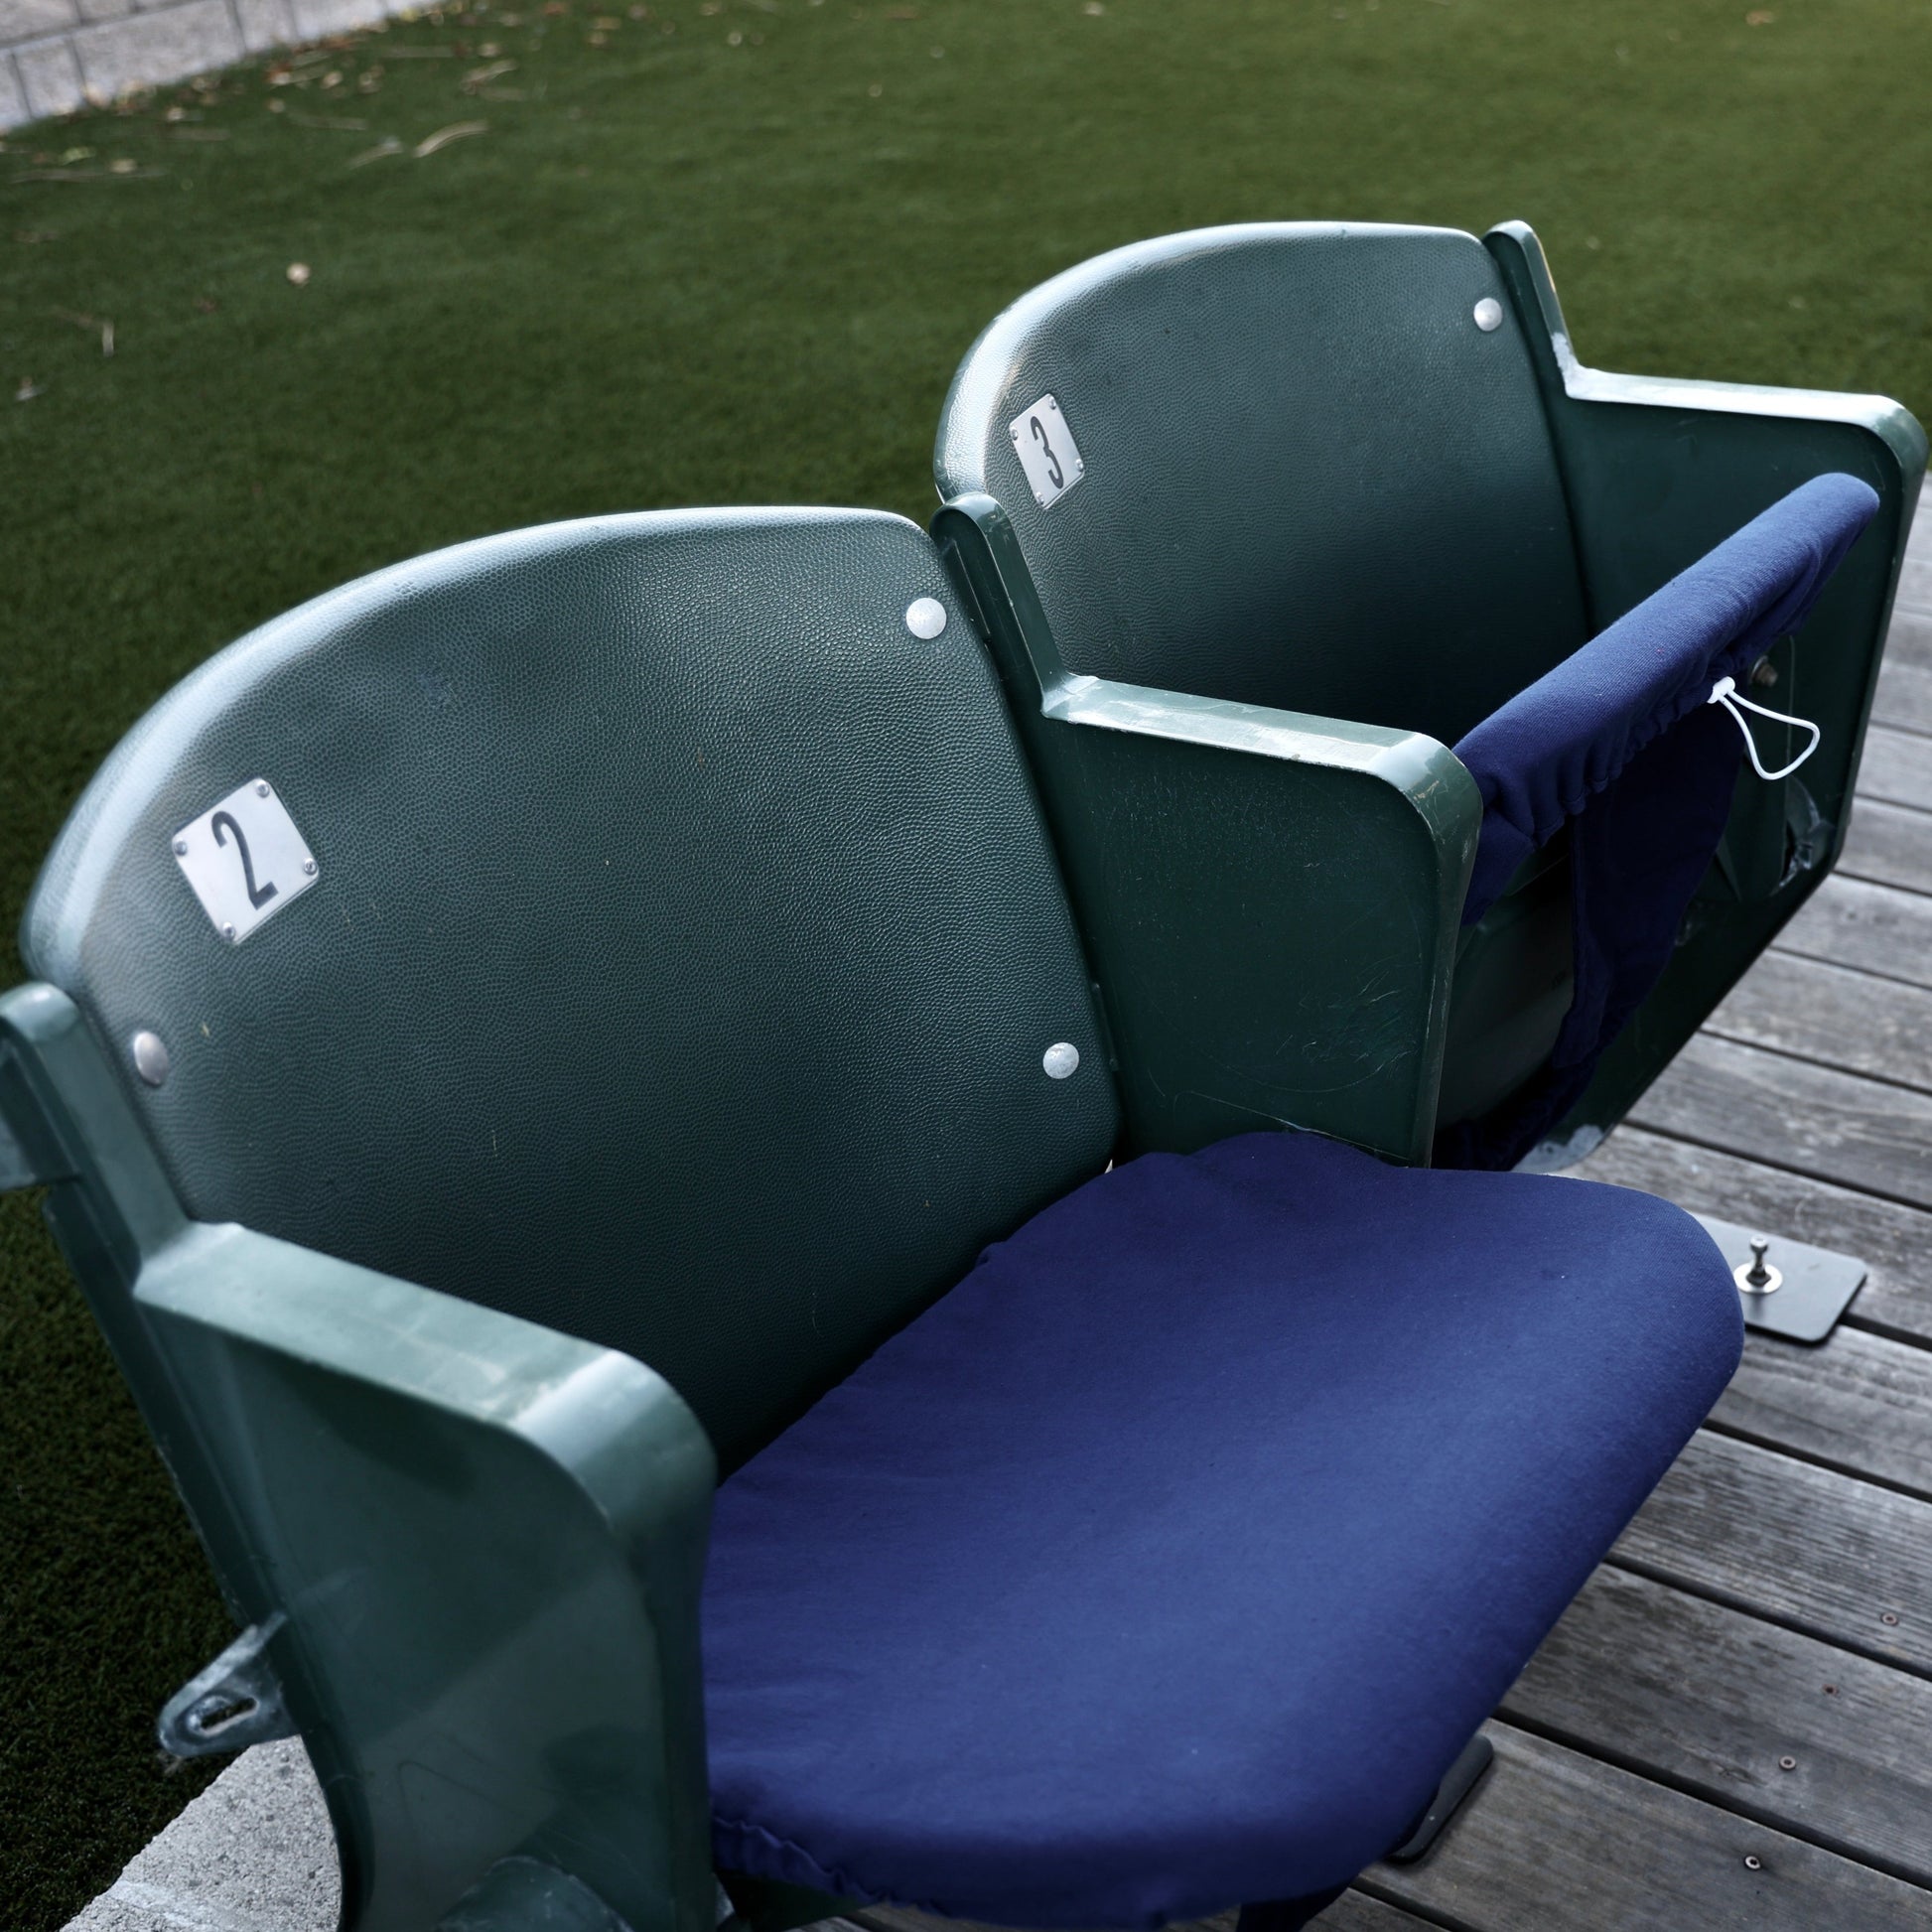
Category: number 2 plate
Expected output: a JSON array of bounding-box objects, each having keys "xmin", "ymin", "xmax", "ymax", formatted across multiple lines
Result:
[
  {"xmin": 172, "ymin": 778, "xmax": 319, "ymax": 945},
  {"xmin": 1009, "ymin": 393, "xmax": 1084, "ymax": 509}
]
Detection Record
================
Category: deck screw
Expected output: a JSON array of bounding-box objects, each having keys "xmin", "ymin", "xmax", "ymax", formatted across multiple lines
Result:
[
  {"xmin": 1823, "ymin": 1684, "xmax": 1838, "ymax": 1695},
  {"xmin": 1778, "ymin": 1756, "xmax": 1796, "ymax": 1771},
  {"xmin": 1743, "ymin": 1856, "xmax": 1762, "ymax": 1871}
]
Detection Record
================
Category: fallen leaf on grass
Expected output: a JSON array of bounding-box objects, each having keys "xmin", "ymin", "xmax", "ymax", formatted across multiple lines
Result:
[
  {"xmin": 286, "ymin": 261, "xmax": 312, "ymax": 285},
  {"xmin": 16, "ymin": 376, "xmax": 45, "ymax": 401},
  {"xmin": 461, "ymin": 59, "xmax": 517, "ymax": 90},
  {"xmin": 348, "ymin": 136, "xmax": 405, "ymax": 166},
  {"xmin": 414, "ymin": 121, "xmax": 487, "ymax": 156},
  {"xmin": 53, "ymin": 307, "xmax": 114, "ymax": 355}
]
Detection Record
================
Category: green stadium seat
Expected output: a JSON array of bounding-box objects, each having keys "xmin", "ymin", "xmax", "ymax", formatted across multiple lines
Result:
[
  {"xmin": 1, "ymin": 504, "xmax": 1743, "ymax": 1932},
  {"xmin": 931, "ymin": 220, "xmax": 1925, "ymax": 1167}
]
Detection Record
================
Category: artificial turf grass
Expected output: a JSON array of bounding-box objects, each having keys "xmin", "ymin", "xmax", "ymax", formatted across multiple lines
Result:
[{"xmin": 2, "ymin": 0, "xmax": 1929, "ymax": 1922}]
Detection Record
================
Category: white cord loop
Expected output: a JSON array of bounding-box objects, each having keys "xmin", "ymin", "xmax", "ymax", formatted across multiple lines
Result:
[{"xmin": 1708, "ymin": 675, "xmax": 1822, "ymax": 782}]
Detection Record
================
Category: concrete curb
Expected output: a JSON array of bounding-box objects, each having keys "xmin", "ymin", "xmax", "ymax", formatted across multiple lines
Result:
[
  {"xmin": 62, "ymin": 1738, "xmax": 339, "ymax": 1932},
  {"xmin": 1, "ymin": 0, "xmax": 419, "ymax": 131}
]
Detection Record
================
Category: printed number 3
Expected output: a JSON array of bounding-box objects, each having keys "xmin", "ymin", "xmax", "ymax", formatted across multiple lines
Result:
[
  {"xmin": 211, "ymin": 810, "xmax": 278, "ymax": 909},
  {"xmin": 1031, "ymin": 415, "xmax": 1065, "ymax": 491}
]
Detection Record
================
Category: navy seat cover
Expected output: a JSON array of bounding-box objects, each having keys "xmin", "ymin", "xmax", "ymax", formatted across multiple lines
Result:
[
  {"xmin": 1441, "ymin": 473, "xmax": 1878, "ymax": 1169},
  {"xmin": 703, "ymin": 1132, "xmax": 1741, "ymax": 1926}
]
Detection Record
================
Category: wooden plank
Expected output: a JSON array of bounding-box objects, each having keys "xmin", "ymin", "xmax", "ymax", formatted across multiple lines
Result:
[
  {"xmin": 1581, "ymin": 1125, "xmax": 1932, "ymax": 1344},
  {"xmin": 1704, "ymin": 949, "xmax": 1932, "ymax": 1091},
  {"xmin": 1840, "ymin": 796, "xmax": 1932, "ymax": 896},
  {"xmin": 1311, "ymin": 1896, "xmax": 1443, "ymax": 1931},
  {"xmin": 857, "ymin": 1896, "xmax": 1441, "ymax": 1932},
  {"xmin": 1871, "ymin": 656, "xmax": 1932, "ymax": 737},
  {"xmin": 1363, "ymin": 1723, "xmax": 1932, "ymax": 1930},
  {"xmin": 1896, "ymin": 550, "xmax": 1932, "ymax": 621},
  {"xmin": 1883, "ymin": 607, "xmax": 1932, "ymax": 671},
  {"xmin": 1614, "ymin": 1432, "xmax": 1932, "ymax": 1674},
  {"xmin": 1773, "ymin": 873, "xmax": 1932, "ymax": 990},
  {"xmin": 1629, "ymin": 1033, "xmax": 1932, "ymax": 1209},
  {"xmin": 1855, "ymin": 723, "xmax": 1932, "ymax": 814},
  {"xmin": 1503, "ymin": 1566, "xmax": 1932, "ymax": 1888},
  {"xmin": 1716, "ymin": 1325, "xmax": 1932, "ymax": 1501}
]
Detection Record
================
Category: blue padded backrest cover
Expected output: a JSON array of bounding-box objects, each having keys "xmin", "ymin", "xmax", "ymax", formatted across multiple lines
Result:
[
  {"xmin": 23, "ymin": 509, "xmax": 1119, "ymax": 1464},
  {"xmin": 936, "ymin": 224, "xmax": 1592, "ymax": 751}
]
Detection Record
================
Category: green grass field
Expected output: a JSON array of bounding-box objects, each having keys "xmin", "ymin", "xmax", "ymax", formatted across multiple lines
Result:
[{"xmin": 3, "ymin": 0, "xmax": 1929, "ymax": 1920}]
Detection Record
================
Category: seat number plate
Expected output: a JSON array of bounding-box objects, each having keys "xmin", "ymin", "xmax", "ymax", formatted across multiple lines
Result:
[
  {"xmin": 172, "ymin": 778, "xmax": 319, "ymax": 945},
  {"xmin": 1009, "ymin": 394, "xmax": 1084, "ymax": 509}
]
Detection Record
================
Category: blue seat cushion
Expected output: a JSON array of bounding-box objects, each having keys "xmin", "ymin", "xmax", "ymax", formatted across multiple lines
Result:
[
  {"xmin": 703, "ymin": 1130, "xmax": 1741, "ymax": 1927},
  {"xmin": 1440, "ymin": 473, "xmax": 1878, "ymax": 1169}
]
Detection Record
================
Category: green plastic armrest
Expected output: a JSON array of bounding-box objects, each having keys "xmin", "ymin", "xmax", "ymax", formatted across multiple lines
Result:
[
  {"xmin": 0, "ymin": 984, "xmax": 718, "ymax": 1932},
  {"xmin": 933, "ymin": 495, "xmax": 1480, "ymax": 1168}
]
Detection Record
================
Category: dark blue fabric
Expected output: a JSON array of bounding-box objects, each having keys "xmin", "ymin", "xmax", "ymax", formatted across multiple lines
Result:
[
  {"xmin": 703, "ymin": 1131, "xmax": 1741, "ymax": 1927},
  {"xmin": 1442, "ymin": 473, "xmax": 1878, "ymax": 1170}
]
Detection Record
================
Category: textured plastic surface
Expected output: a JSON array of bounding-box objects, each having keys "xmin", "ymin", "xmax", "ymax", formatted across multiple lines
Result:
[
  {"xmin": 934, "ymin": 493, "xmax": 1477, "ymax": 1166},
  {"xmin": 935, "ymin": 222, "xmax": 1592, "ymax": 751},
  {"xmin": 938, "ymin": 221, "xmax": 1926, "ymax": 1158},
  {"xmin": 22, "ymin": 508, "xmax": 1118, "ymax": 1468},
  {"xmin": 1, "ymin": 983, "xmax": 719, "ymax": 1932}
]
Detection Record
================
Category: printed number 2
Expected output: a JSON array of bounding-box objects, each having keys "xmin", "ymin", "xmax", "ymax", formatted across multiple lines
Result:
[
  {"xmin": 1031, "ymin": 415, "xmax": 1065, "ymax": 491},
  {"xmin": 211, "ymin": 811, "xmax": 278, "ymax": 909}
]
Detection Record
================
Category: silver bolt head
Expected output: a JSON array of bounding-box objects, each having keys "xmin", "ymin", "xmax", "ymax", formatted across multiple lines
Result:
[
  {"xmin": 221, "ymin": 922, "xmax": 237, "ymax": 941},
  {"xmin": 905, "ymin": 597, "xmax": 948, "ymax": 640},
  {"xmin": 255, "ymin": 780, "xmax": 271, "ymax": 797},
  {"xmin": 131, "ymin": 1030, "xmax": 170, "ymax": 1088},
  {"xmin": 1042, "ymin": 1040, "xmax": 1080, "ymax": 1080},
  {"xmin": 302, "ymin": 858, "xmax": 318, "ymax": 876},
  {"xmin": 174, "ymin": 839, "xmax": 190, "ymax": 856},
  {"xmin": 1473, "ymin": 297, "xmax": 1504, "ymax": 333}
]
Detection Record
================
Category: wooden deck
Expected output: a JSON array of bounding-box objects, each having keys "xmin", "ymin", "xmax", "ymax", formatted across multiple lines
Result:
[{"xmin": 870, "ymin": 483, "xmax": 1932, "ymax": 1932}]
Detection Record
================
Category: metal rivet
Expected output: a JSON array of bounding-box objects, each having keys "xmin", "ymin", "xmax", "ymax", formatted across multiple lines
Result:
[
  {"xmin": 302, "ymin": 859, "xmax": 318, "ymax": 876},
  {"xmin": 1042, "ymin": 1041, "xmax": 1080, "ymax": 1079},
  {"xmin": 221, "ymin": 923, "xmax": 237, "ymax": 941},
  {"xmin": 1751, "ymin": 657, "xmax": 1779, "ymax": 690},
  {"xmin": 1473, "ymin": 297, "xmax": 1503, "ymax": 333},
  {"xmin": 131, "ymin": 1031, "xmax": 170, "ymax": 1088},
  {"xmin": 174, "ymin": 838, "xmax": 190, "ymax": 856},
  {"xmin": 1779, "ymin": 1756, "xmax": 1797, "ymax": 1771},
  {"xmin": 1882, "ymin": 1611, "xmax": 1900, "ymax": 1626},
  {"xmin": 1743, "ymin": 1856, "xmax": 1762, "ymax": 1871},
  {"xmin": 255, "ymin": 780, "xmax": 270, "ymax": 797},
  {"xmin": 904, "ymin": 597, "xmax": 948, "ymax": 640}
]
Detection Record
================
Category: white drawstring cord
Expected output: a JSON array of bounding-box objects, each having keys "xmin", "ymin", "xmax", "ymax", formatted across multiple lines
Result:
[{"xmin": 1708, "ymin": 674, "xmax": 1823, "ymax": 781}]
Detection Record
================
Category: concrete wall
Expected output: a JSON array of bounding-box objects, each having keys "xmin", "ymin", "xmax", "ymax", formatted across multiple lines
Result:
[{"xmin": 0, "ymin": 0, "xmax": 417, "ymax": 129}]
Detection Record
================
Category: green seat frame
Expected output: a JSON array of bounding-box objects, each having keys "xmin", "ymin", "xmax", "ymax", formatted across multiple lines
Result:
[{"xmin": 932, "ymin": 220, "xmax": 1926, "ymax": 1164}]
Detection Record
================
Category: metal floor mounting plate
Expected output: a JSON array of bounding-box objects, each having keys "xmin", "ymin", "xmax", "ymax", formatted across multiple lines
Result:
[{"xmin": 1692, "ymin": 1213, "xmax": 1868, "ymax": 1343}]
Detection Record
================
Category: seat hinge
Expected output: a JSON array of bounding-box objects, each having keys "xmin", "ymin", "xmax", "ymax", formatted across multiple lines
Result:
[{"xmin": 158, "ymin": 1613, "xmax": 297, "ymax": 1756}]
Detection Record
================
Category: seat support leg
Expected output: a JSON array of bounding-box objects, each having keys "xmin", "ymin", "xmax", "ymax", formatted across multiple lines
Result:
[{"xmin": 1385, "ymin": 1730, "xmax": 1495, "ymax": 1864}]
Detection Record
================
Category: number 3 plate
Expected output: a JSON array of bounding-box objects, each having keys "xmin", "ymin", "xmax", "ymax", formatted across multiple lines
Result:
[
  {"xmin": 1009, "ymin": 393, "xmax": 1084, "ymax": 509},
  {"xmin": 172, "ymin": 778, "xmax": 319, "ymax": 945}
]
